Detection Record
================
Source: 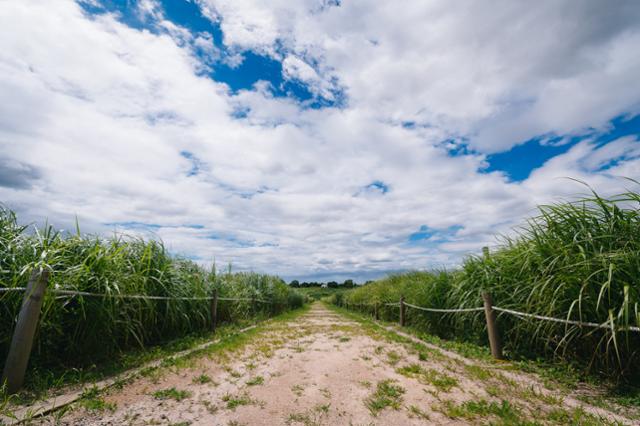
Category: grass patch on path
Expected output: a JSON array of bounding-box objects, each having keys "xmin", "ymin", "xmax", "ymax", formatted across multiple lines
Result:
[{"xmin": 365, "ymin": 379, "xmax": 405, "ymax": 416}]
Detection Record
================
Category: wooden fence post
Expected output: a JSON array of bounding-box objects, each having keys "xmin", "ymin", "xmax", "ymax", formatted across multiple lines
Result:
[
  {"xmin": 374, "ymin": 303, "xmax": 379, "ymax": 320},
  {"xmin": 2, "ymin": 268, "xmax": 49, "ymax": 394},
  {"xmin": 399, "ymin": 296, "xmax": 405, "ymax": 327},
  {"xmin": 482, "ymin": 292, "xmax": 503, "ymax": 360},
  {"xmin": 211, "ymin": 288, "xmax": 218, "ymax": 333}
]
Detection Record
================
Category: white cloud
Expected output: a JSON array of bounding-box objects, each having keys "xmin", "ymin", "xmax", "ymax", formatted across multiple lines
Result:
[
  {"xmin": 200, "ymin": 0, "xmax": 640, "ymax": 152},
  {"xmin": 0, "ymin": 0, "xmax": 639, "ymax": 282}
]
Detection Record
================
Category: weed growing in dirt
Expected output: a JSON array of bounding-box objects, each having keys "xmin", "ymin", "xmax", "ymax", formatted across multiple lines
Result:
[
  {"xmin": 319, "ymin": 387, "xmax": 331, "ymax": 399},
  {"xmin": 152, "ymin": 387, "xmax": 192, "ymax": 401},
  {"xmin": 397, "ymin": 363, "xmax": 458, "ymax": 392},
  {"xmin": 463, "ymin": 364, "xmax": 493, "ymax": 381},
  {"xmin": 79, "ymin": 387, "xmax": 116, "ymax": 412},
  {"xmin": 436, "ymin": 399, "xmax": 521, "ymax": 422},
  {"xmin": 386, "ymin": 350, "xmax": 402, "ymax": 365},
  {"xmin": 365, "ymin": 379, "xmax": 405, "ymax": 416},
  {"xmin": 546, "ymin": 407, "xmax": 616, "ymax": 426},
  {"xmin": 193, "ymin": 373, "xmax": 213, "ymax": 384},
  {"xmin": 286, "ymin": 403, "xmax": 330, "ymax": 426},
  {"xmin": 222, "ymin": 392, "xmax": 255, "ymax": 410},
  {"xmin": 408, "ymin": 404, "xmax": 430, "ymax": 420},
  {"xmin": 291, "ymin": 384, "xmax": 305, "ymax": 397},
  {"xmin": 246, "ymin": 376, "xmax": 264, "ymax": 386}
]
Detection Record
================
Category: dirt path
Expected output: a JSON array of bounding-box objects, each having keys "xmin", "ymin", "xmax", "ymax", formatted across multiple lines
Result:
[{"xmin": 34, "ymin": 303, "xmax": 638, "ymax": 425}]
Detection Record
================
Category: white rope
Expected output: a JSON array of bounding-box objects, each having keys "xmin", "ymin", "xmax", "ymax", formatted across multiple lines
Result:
[
  {"xmin": 51, "ymin": 289, "xmax": 213, "ymax": 300},
  {"xmin": 347, "ymin": 299, "xmax": 640, "ymax": 333},
  {"xmin": 218, "ymin": 297, "xmax": 271, "ymax": 304},
  {"xmin": 493, "ymin": 306, "xmax": 640, "ymax": 333},
  {"xmin": 1, "ymin": 287, "xmax": 272, "ymax": 303},
  {"xmin": 0, "ymin": 287, "xmax": 27, "ymax": 293},
  {"xmin": 404, "ymin": 302, "xmax": 484, "ymax": 313}
]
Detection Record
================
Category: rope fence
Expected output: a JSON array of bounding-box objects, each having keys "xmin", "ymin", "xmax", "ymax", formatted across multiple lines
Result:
[
  {"xmin": 492, "ymin": 306, "xmax": 640, "ymax": 333},
  {"xmin": 347, "ymin": 298, "xmax": 640, "ymax": 333},
  {"xmin": 342, "ymin": 293, "xmax": 640, "ymax": 361},
  {"xmin": 404, "ymin": 301, "xmax": 484, "ymax": 313},
  {"xmin": 1, "ymin": 268, "xmax": 283, "ymax": 394},
  {"xmin": 0, "ymin": 287, "xmax": 273, "ymax": 304}
]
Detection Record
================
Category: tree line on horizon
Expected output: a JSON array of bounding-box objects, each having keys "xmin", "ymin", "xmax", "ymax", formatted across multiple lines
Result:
[{"xmin": 289, "ymin": 279, "xmax": 372, "ymax": 288}]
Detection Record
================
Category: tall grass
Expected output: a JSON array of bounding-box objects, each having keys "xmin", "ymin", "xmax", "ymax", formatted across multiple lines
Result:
[
  {"xmin": 336, "ymin": 189, "xmax": 640, "ymax": 380},
  {"xmin": 0, "ymin": 206, "xmax": 303, "ymax": 374}
]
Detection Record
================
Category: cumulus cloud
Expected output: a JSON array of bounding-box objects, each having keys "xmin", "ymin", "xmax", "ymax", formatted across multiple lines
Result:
[
  {"xmin": 0, "ymin": 0, "xmax": 639, "ymax": 281},
  {"xmin": 200, "ymin": 0, "xmax": 640, "ymax": 151}
]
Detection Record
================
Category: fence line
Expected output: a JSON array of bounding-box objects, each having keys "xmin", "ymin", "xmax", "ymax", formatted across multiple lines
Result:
[
  {"xmin": 0, "ymin": 287, "xmax": 272, "ymax": 304},
  {"xmin": 404, "ymin": 301, "xmax": 484, "ymax": 313},
  {"xmin": 1, "ymin": 272, "xmax": 279, "ymax": 394},
  {"xmin": 345, "ymin": 294, "xmax": 640, "ymax": 362},
  {"xmin": 351, "ymin": 299, "xmax": 640, "ymax": 333},
  {"xmin": 493, "ymin": 306, "xmax": 640, "ymax": 333},
  {"xmin": 218, "ymin": 297, "xmax": 272, "ymax": 304}
]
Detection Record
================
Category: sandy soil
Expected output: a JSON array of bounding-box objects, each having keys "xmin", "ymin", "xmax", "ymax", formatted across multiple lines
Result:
[{"xmin": 33, "ymin": 303, "xmax": 638, "ymax": 425}]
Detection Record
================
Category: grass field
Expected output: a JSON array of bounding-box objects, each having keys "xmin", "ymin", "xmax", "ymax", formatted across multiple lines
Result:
[
  {"xmin": 334, "ymin": 189, "xmax": 640, "ymax": 382},
  {"xmin": 0, "ymin": 207, "xmax": 304, "ymax": 394}
]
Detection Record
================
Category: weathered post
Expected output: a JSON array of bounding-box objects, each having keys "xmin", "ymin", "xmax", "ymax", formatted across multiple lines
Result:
[
  {"xmin": 399, "ymin": 296, "xmax": 405, "ymax": 327},
  {"xmin": 374, "ymin": 303, "xmax": 379, "ymax": 320},
  {"xmin": 211, "ymin": 288, "xmax": 218, "ymax": 333},
  {"xmin": 482, "ymin": 292, "xmax": 503, "ymax": 360},
  {"xmin": 2, "ymin": 268, "xmax": 49, "ymax": 394}
]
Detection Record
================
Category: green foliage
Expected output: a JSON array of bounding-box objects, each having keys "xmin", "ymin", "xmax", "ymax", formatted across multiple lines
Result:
[
  {"xmin": 221, "ymin": 392, "xmax": 254, "ymax": 409},
  {"xmin": 79, "ymin": 386, "xmax": 116, "ymax": 411},
  {"xmin": 337, "ymin": 189, "xmax": 640, "ymax": 380},
  {"xmin": 0, "ymin": 206, "xmax": 304, "ymax": 383},
  {"xmin": 396, "ymin": 363, "xmax": 458, "ymax": 391},
  {"xmin": 438, "ymin": 399, "xmax": 522, "ymax": 423},
  {"xmin": 246, "ymin": 375, "xmax": 264, "ymax": 386},
  {"xmin": 152, "ymin": 387, "xmax": 192, "ymax": 401},
  {"xmin": 192, "ymin": 374, "xmax": 212, "ymax": 384},
  {"xmin": 296, "ymin": 286, "xmax": 348, "ymax": 301},
  {"xmin": 364, "ymin": 379, "xmax": 405, "ymax": 416}
]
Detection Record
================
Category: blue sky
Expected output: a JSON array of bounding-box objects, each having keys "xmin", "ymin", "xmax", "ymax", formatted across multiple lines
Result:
[{"xmin": 1, "ymin": 0, "xmax": 640, "ymax": 282}]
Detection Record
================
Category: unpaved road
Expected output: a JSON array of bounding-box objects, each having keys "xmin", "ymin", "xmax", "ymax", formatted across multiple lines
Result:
[{"xmin": 33, "ymin": 303, "xmax": 638, "ymax": 425}]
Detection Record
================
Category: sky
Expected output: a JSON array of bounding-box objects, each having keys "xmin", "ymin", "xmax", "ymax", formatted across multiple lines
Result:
[{"xmin": 1, "ymin": 0, "xmax": 640, "ymax": 283}]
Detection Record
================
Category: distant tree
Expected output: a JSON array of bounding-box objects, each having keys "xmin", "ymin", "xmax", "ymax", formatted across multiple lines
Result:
[
  {"xmin": 290, "ymin": 280, "xmax": 300, "ymax": 288},
  {"xmin": 327, "ymin": 281, "xmax": 338, "ymax": 288},
  {"xmin": 300, "ymin": 282, "xmax": 309, "ymax": 288},
  {"xmin": 343, "ymin": 279, "xmax": 354, "ymax": 288}
]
